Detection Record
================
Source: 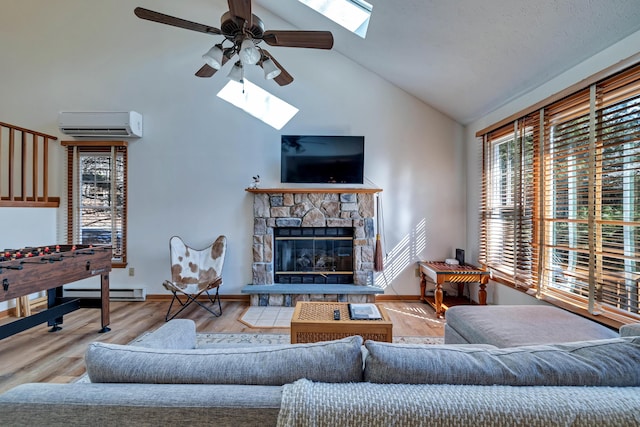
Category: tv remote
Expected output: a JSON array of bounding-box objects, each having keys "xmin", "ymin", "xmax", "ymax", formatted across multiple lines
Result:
[{"xmin": 333, "ymin": 309, "xmax": 341, "ymax": 320}]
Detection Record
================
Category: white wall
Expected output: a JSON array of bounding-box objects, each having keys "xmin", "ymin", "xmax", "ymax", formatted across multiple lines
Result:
[
  {"xmin": 465, "ymin": 29, "xmax": 640, "ymax": 305},
  {"xmin": 0, "ymin": 209, "xmax": 57, "ymax": 311},
  {"xmin": 0, "ymin": 0, "xmax": 465, "ymax": 298}
]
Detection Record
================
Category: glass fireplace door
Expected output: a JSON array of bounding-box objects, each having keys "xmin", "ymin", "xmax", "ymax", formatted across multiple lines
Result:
[{"xmin": 274, "ymin": 227, "xmax": 353, "ymax": 284}]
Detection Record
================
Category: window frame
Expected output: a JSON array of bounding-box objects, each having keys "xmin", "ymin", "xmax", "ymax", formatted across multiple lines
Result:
[
  {"xmin": 297, "ymin": 0, "xmax": 372, "ymax": 38},
  {"xmin": 479, "ymin": 63, "xmax": 640, "ymax": 326},
  {"xmin": 62, "ymin": 140, "xmax": 128, "ymax": 268},
  {"xmin": 480, "ymin": 119, "xmax": 538, "ymax": 289}
]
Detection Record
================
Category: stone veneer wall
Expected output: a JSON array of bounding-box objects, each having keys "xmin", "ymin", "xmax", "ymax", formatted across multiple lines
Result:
[{"xmin": 252, "ymin": 191, "xmax": 376, "ymax": 286}]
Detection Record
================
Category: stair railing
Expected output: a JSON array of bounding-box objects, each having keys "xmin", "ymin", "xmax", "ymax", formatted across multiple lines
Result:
[{"xmin": 0, "ymin": 121, "xmax": 59, "ymax": 207}]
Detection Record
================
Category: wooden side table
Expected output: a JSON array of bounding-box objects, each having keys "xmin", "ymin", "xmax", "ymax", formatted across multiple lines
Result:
[
  {"xmin": 290, "ymin": 302, "xmax": 393, "ymax": 343},
  {"xmin": 419, "ymin": 261, "xmax": 490, "ymax": 318}
]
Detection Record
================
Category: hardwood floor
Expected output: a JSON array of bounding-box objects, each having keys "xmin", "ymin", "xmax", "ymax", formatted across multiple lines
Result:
[{"xmin": 0, "ymin": 299, "xmax": 443, "ymax": 394}]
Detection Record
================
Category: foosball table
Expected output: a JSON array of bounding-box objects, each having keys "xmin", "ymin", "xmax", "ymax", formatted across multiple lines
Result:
[{"xmin": 0, "ymin": 244, "xmax": 112, "ymax": 340}]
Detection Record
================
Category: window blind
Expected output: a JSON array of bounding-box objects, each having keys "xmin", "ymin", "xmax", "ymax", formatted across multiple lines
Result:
[
  {"xmin": 479, "ymin": 124, "xmax": 514, "ymax": 280},
  {"xmin": 480, "ymin": 62, "xmax": 640, "ymax": 323},
  {"xmin": 479, "ymin": 118, "xmax": 537, "ymax": 289},
  {"xmin": 63, "ymin": 141, "xmax": 128, "ymax": 267},
  {"xmin": 592, "ymin": 66, "xmax": 640, "ymax": 317},
  {"xmin": 540, "ymin": 89, "xmax": 592, "ymax": 304}
]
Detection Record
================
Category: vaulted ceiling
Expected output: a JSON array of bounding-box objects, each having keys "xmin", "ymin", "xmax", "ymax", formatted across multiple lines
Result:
[{"xmin": 255, "ymin": 0, "xmax": 640, "ymax": 124}]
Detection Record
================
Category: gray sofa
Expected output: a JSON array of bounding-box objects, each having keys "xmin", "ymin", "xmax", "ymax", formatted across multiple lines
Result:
[{"xmin": 1, "ymin": 318, "xmax": 640, "ymax": 426}]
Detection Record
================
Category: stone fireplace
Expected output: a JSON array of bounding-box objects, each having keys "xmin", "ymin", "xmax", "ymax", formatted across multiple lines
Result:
[{"xmin": 244, "ymin": 188, "xmax": 383, "ymax": 306}]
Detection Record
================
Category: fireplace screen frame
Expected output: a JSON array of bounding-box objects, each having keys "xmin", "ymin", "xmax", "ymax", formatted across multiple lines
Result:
[{"xmin": 274, "ymin": 227, "xmax": 354, "ymax": 284}]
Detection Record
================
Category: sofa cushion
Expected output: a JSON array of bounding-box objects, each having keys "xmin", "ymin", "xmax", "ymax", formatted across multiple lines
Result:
[
  {"xmin": 364, "ymin": 336, "xmax": 640, "ymax": 386},
  {"xmin": 445, "ymin": 305, "xmax": 619, "ymax": 347},
  {"xmin": 128, "ymin": 319, "xmax": 196, "ymax": 349},
  {"xmin": 278, "ymin": 379, "xmax": 640, "ymax": 427},
  {"xmin": 86, "ymin": 335, "xmax": 363, "ymax": 385},
  {"xmin": 620, "ymin": 323, "xmax": 640, "ymax": 337}
]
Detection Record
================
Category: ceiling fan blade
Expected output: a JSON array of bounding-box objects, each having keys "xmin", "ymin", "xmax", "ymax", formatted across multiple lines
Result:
[
  {"xmin": 195, "ymin": 64, "xmax": 217, "ymax": 78},
  {"xmin": 263, "ymin": 30, "xmax": 333, "ymax": 49},
  {"xmin": 195, "ymin": 54, "xmax": 232, "ymax": 78},
  {"xmin": 134, "ymin": 7, "xmax": 222, "ymax": 35},
  {"xmin": 262, "ymin": 50, "xmax": 294, "ymax": 86},
  {"xmin": 228, "ymin": 0, "xmax": 252, "ymax": 27}
]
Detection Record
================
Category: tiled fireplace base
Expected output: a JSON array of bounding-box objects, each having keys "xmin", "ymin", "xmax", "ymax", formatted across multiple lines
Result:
[{"xmin": 240, "ymin": 283, "xmax": 384, "ymax": 306}]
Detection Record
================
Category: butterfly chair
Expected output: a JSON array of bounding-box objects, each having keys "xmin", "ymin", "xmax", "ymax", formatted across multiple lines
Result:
[{"xmin": 162, "ymin": 235, "xmax": 227, "ymax": 321}]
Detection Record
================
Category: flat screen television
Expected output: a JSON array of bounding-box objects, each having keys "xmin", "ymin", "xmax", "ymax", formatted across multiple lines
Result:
[{"xmin": 281, "ymin": 135, "xmax": 364, "ymax": 184}]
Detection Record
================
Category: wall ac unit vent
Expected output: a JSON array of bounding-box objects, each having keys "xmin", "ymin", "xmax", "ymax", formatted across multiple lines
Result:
[
  {"xmin": 58, "ymin": 111, "xmax": 143, "ymax": 138},
  {"xmin": 63, "ymin": 287, "xmax": 146, "ymax": 301}
]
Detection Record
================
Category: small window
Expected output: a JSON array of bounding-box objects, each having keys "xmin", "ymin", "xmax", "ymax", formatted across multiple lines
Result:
[
  {"xmin": 298, "ymin": 0, "xmax": 372, "ymax": 38},
  {"xmin": 63, "ymin": 141, "xmax": 127, "ymax": 267}
]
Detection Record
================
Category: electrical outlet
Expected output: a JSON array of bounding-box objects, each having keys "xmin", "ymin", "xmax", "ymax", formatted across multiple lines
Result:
[{"xmin": 128, "ymin": 267, "xmax": 135, "ymax": 277}]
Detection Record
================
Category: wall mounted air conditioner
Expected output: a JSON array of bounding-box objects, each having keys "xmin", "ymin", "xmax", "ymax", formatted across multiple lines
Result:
[{"xmin": 58, "ymin": 111, "xmax": 143, "ymax": 138}]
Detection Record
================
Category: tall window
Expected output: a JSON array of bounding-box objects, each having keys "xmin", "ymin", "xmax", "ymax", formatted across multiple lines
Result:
[
  {"xmin": 479, "ymin": 63, "xmax": 640, "ymax": 324},
  {"xmin": 62, "ymin": 141, "xmax": 127, "ymax": 267},
  {"xmin": 480, "ymin": 118, "xmax": 538, "ymax": 289}
]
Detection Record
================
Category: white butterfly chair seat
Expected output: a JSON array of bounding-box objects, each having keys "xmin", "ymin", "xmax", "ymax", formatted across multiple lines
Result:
[{"xmin": 162, "ymin": 235, "xmax": 227, "ymax": 321}]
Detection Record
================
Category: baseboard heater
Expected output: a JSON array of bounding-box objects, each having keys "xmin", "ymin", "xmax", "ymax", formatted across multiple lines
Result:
[{"xmin": 63, "ymin": 288, "xmax": 146, "ymax": 301}]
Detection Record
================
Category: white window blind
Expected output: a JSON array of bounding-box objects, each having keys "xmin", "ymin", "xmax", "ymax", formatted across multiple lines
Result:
[{"xmin": 479, "ymin": 117, "xmax": 538, "ymax": 289}]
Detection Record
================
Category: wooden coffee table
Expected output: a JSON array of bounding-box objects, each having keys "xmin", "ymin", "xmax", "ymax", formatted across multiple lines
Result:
[{"xmin": 290, "ymin": 301, "xmax": 393, "ymax": 343}]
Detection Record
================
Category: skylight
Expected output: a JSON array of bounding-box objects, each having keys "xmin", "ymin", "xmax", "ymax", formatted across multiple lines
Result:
[
  {"xmin": 298, "ymin": 0, "xmax": 372, "ymax": 38},
  {"xmin": 216, "ymin": 80, "xmax": 299, "ymax": 130}
]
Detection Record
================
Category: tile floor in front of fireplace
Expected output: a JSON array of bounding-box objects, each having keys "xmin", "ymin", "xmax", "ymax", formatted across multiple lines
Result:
[{"xmin": 240, "ymin": 306, "xmax": 296, "ymax": 328}]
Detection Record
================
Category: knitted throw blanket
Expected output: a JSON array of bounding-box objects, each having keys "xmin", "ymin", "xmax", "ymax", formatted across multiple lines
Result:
[{"xmin": 277, "ymin": 379, "xmax": 640, "ymax": 427}]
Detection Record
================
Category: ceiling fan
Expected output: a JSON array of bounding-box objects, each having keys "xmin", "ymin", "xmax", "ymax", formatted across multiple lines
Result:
[{"xmin": 134, "ymin": 0, "xmax": 334, "ymax": 86}]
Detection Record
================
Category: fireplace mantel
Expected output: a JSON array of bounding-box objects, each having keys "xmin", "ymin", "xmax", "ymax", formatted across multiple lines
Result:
[{"xmin": 245, "ymin": 188, "xmax": 382, "ymax": 194}]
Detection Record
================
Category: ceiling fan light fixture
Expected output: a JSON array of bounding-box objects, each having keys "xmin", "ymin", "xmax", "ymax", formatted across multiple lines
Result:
[
  {"xmin": 202, "ymin": 44, "xmax": 224, "ymax": 69},
  {"xmin": 134, "ymin": 4, "xmax": 335, "ymax": 89},
  {"xmin": 262, "ymin": 58, "xmax": 281, "ymax": 80},
  {"xmin": 239, "ymin": 38, "xmax": 261, "ymax": 65},
  {"xmin": 227, "ymin": 61, "xmax": 244, "ymax": 82}
]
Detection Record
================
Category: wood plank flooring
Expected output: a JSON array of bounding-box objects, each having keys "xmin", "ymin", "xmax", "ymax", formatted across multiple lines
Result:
[{"xmin": 0, "ymin": 300, "xmax": 443, "ymax": 394}]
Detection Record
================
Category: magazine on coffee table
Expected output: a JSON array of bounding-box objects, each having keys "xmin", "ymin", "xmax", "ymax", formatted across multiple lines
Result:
[{"xmin": 348, "ymin": 303, "xmax": 382, "ymax": 320}]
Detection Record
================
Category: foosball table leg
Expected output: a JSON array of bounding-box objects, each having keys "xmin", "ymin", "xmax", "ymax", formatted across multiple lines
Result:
[
  {"xmin": 47, "ymin": 287, "xmax": 64, "ymax": 332},
  {"xmin": 99, "ymin": 326, "xmax": 111, "ymax": 333}
]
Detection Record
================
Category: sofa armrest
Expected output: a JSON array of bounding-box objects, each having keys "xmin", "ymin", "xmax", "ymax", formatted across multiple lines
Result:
[
  {"xmin": 128, "ymin": 319, "xmax": 197, "ymax": 349},
  {"xmin": 620, "ymin": 323, "xmax": 640, "ymax": 337},
  {"xmin": 0, "ymin": 383, "xmax": 282, "ymax": 427}
]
